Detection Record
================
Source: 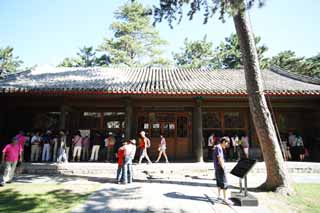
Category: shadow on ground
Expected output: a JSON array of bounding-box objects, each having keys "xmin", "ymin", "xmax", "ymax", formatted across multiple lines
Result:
[{"xmin": 0, "ymin": 188, "xmax": 89, "ymax": 212}]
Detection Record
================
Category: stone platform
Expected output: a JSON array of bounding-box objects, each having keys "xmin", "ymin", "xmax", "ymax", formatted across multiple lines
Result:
[{"xmin": 19, "ymin": 161, "xmax": 320, "ymax": 176}]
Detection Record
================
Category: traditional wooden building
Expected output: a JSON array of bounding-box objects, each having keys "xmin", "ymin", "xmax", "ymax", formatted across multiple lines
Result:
[{"xmin": 1, "ymin": 66, "xmax": 320, "ymax": 161}]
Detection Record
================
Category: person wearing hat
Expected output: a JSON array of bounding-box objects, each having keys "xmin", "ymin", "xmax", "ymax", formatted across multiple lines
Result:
[
  {"xmin": 1, "ymin": 137, "xmax": 23, "ymax": 186},
  {"xmin": 122, "ymin": 139, "xmax": 137, "ymax": 184},
  {"xmin": 138, "ymin": 131, "xmax": 152, "ymax": 164}
]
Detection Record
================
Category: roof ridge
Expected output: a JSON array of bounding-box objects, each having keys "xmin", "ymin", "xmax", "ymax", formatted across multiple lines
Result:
[
  {"xmin": 0, "ymin": 69, "xmax": 31, "ymax": 81},
  {"xmin": 270, "ymin": 65, "xmax": 320, "ymax": 85}
]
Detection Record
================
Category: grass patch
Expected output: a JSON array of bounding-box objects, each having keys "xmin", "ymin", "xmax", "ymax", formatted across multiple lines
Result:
[
  {"xmin": 0, "ymin": 183, "xmax": 101, "ymax": 213},
  {"xmin": 287, "ymin": 184, "xmax": 320, "ymax": 213}
]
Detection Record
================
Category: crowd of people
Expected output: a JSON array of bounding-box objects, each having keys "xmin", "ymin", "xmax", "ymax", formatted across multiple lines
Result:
[
  {"xmin": 1, "ymin": 129, "xmax": 308, "ymax": 204},
  {"xmin": 2, "ymin": 130, "xmax": 126, "ymax": 164},
  {"xmin": 281, "ymin": 132, "xmax": 307, "ymax": 161},
  {"xmin": 207, "ymin": 132, "xmax": 308, "ymax": 162},
  {"xmin": 207, "ymin": 133, "xmax": 250, "ymax": 161},
  {"xmin": 0, "ymin": 129, "xmax": 169, "ymax": 186}
]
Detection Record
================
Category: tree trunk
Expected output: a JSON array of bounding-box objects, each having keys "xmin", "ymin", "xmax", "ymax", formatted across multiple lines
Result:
[
  {"xmin": 194, "ymin": 98, "xmax": 204, "ymax": 162},
  {"xmin": 232, "ymin": 5, "xmax": 293, "ymax": 194},
  {"xmin": 125, "ymin": 98, "xmax": 133, "ymax": 139}
]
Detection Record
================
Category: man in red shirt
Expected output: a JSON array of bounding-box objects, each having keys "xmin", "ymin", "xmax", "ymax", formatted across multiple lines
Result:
[
  {"xmin": 116, "ymin": 142, "xmax": 126, "ymax": 184},
  {"xmin": 1, "ymin": 137, "xmax": 22, "ymax": 186}
]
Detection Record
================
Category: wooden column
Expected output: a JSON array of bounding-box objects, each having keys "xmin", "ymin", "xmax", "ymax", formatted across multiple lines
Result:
[
  {"xmin": 0, "ymin": 111, "xmax": 3, "ymax": 131},
  {"xmin": 124, "ymin": 98, "xmax": 133, "ymax": 139},
  {"xmin": 193, "ymin": 97, "xmax": 204, "ymax": 162},
  {"xmin": 59, "ymin": 105, "xmax": 67, "ymax": 130}
]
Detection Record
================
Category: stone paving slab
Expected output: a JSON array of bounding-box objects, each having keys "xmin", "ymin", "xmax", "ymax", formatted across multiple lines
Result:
[
  {"xmin": 72, "ymin": 182, "xmax": 270, "ymax": 213},
  {"xmin": 11, "ymin": 170, "xmax": 320, "ymax": 213}
]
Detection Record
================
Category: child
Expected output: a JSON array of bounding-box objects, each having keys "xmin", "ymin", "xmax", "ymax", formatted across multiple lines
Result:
[
  {"xmin": 116, "ymin": 142, "xmax": 126, "ymax": 184},
  {"xmin": 1, "ymin": 137, "xmax": 22, "ymax": 186}
]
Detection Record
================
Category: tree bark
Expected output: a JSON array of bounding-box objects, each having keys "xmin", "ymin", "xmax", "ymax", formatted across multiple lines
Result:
[
  {"xmin": 194, "ymin": 98, "xmax": 204, "ymax": 162},
  {"xmin": 232, "ymin": 6, "xmax": 293, "ymax": 194},
  {"xmin": 125, "ymin": 98, "xmax": 133, "ymax": 139}
]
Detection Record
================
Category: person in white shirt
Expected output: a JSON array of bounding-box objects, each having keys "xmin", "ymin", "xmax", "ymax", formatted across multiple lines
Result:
[
  {"xmin": 123, "ymin": 139, "xmax": 137, "ymax": 183},
  {"xmin": 30, "ymin": 131, "xmax": 41, "ymax": 162},
  {"xmin": 72, "ymin": 131, "xmax": 82, "ymax": 162},
  {"xmin": 231, "ymin": 135, "xmax": 239, "ymax": 160},
  {"xmin": 207, "ymin": 133, "xmax": 215, "ymax": 161},
  {"xmin": 138, "ymin": 131, "xmax": 152, "ymax": 164},
  {"xmin": 241, "ymin": 135, "xmax": 249, "ymax": 159}
]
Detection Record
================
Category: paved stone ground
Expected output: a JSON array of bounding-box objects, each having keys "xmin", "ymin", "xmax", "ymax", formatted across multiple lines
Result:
[{"xmin": 12, "ymin": 162, "xmax": 320, "ymax": 213}]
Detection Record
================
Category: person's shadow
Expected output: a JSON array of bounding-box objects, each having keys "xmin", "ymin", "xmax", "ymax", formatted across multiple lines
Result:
[{"xmin": 164, "ymin": 192, "xmax": 224, "ymax": 205}]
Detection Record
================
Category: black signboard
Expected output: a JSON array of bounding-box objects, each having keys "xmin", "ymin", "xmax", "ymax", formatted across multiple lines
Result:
[{"xmin": 230, "ymin": 159, "xmax": 257, "ymax": 178}]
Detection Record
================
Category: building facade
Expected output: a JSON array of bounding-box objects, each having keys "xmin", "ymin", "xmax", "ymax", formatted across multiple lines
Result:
[{"xmin": 1, "ymin": 66, "xmax": 320, "ymax": 161}]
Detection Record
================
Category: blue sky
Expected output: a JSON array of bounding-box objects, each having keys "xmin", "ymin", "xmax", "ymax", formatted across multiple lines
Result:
[{"xmin": 1, "ymin": 0, "xmax": 319, "ymax": 67}]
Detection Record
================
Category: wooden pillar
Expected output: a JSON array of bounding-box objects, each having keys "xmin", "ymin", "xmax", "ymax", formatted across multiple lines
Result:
[
  {"xmin": 193, "ymin": 97, "xmax": 204, "ymax": 162},
  {"xmin": 0, "ymin": 111, "xmax": 5, "ymax": 135},
  {"xmin": 124, "ymin": 98, "xmax": 133, "ymax": 139},
  {"xmin": 59, "ymin": 105, "xmax": 67, "ymax": 130}
]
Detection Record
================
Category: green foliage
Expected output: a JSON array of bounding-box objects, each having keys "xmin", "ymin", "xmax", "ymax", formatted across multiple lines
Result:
[
  {"xmin": 59, "ymin": 57, "xmax": 78, "ymax": 67},
  {"xmin": 0, "ymin": 46, "xmax": 23, "ymax": 75},
  {"xmin": 173, "ymin": 36, "xmax": 219, "ymax": 68},
  {"xmin": 271, "ymin": 51, "xmax": 320, "ymax": 78},
  {"xmin": 215, "ymin": 33, "xmax": 269, "ymax": 69},
  {"xmin": 98, "ymin": 2, "xmax": 170, "ymax": 66},
  {"xmin": 58, "ymin": 46, "xmax": 109, "ymax": 67},
  {"xmin": 153, "ymin": 0, "xmax": 265, "ymax": 27},
  {"xmin": 76, "ymin": 46, "xmax": 96, "ymax": 67},
  {"xmin": 173, "ymin": 33, "xmax": 269, "ymax": 69}
]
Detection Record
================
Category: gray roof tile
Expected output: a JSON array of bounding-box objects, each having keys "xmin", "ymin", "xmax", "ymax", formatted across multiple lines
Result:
[{"xmin": 0, "ymin": 66, "xmax": 320, "ymax": 96}]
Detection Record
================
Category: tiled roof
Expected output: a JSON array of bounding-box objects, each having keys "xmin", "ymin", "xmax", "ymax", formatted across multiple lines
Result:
[{"xmin": 1, "ymin": 66, "xmax": 320, "ymax": 96}]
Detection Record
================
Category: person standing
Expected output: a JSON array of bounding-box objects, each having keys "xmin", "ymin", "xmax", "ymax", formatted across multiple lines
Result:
[
  {"xmin": 213, "ymin": 137, "xmax": 232, "ymax": 205},
  {"xmin": 57, "ymin": 131, "xmax": 68, "ymax": 163},
  {"xmin": 123, "ymin": 139, "xmax": 137, "ymax": 184},
  {"xmin": 113, "ymin": 132, "xmax": 123, "ymax": 160},
  {"xmin": 241, "ymin": 135, "xmax": 249, "ymax": 159},
  {"xmin": 207, "ymin": 133, "xmax": 215, "ymax": 161},
  {"xmin": 116, "ymin": 142, "xmax": 126, "ymax": 184},
  {"xmin": 90, "ymin": 131, "xmax": 101, "ymax": 162},
  {"xmin": 72, "ymin": 131, "xmax": 82, "ymax": 162},
  {"xmin": 155, "ymin": 135, "xmax": 169, "ymax": 163},
  {"xmin": 0, "ymin": 137, "xmax": 22, "ymax": 186},
  {"xmin": 231, "ymin": 134, "xmax": 239, "ymax": 161},
  {"xmin": 138, "ymin": 131, "xmax": 152, "ymax": 164},
  {"xmin": 296, "ymin": 134, "xmax": 305, "ymax": 161},
  {"xmin": 288, "ymin": 132, "xmax": 297, "ymax": 160},
  {"xmin": 105, "ymin": 133, "xmax": 116, "ymax": 162},
  {"xmin": 23, "ymin": 132, "xmax": 32, "ymax": 162},
  {"xmin": 81, "ymin": 135, "xmax": 90, "ymax": 161},
  {"xmin": 42, "ymin": 130, "xmax": 52, "ymax": 162},
  {"xmin": 52, "ymin": 133, "xmax": 59, "ymax": 162},
  {"xmin": 16, "ymin": 131, "xmax": 27, "ymax": 162},
  {"xmin": 30, "ymin": 131, "xmax": 41, "ymax": 162},
  {"xmin": 65, "ymin": 130, "xmax": 72, "ymax": 161}
]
